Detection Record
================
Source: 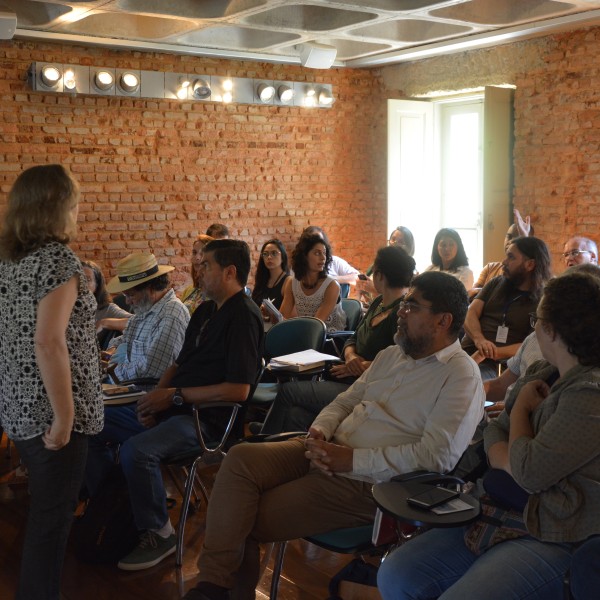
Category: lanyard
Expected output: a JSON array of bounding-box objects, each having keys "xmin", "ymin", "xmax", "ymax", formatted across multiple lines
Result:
[{"xmin": 501, "ymin": 293, "xmax": 525, "ymax": 326}]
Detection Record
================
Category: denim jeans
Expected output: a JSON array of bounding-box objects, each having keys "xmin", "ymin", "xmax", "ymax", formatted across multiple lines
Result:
[
  {"xmin": 86, "ymin": 405, "xmax": 200, "ymax": 531},
  {"xmin": 14, "ymin": 432, "xmax": 88, "ymax": 600},
  {"xmin": 377, "ymin": 526, "xmax": 573, "ymax": 600},
  {"xmin": 570, "ymin": 536, "xmax": 600, "ymax": 600}
]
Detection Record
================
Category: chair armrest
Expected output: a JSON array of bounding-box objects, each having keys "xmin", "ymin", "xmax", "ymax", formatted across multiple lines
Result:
[
  {"xmin": 244, "ymin": 431, "xmax": 306, "ymax": 444},
  {"xmin": 191, "ymin": 402, "xmax": 243, "ymax": 459},
  {"xmin": 391, "ymin": 470, "xmax": 464, "ymax": 488}
]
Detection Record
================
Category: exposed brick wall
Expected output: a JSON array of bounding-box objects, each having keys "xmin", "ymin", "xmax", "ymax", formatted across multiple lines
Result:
[
  {"xmin": 0, "ymin": 41, "xmax": 388, "ymax": 287},
  {"xmin": 381, "ymin": 26, "xmax": 600, "ymax": 274}
]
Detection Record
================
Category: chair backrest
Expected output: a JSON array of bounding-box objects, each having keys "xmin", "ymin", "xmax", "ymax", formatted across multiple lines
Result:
[
  {"xmin": 264, "ymin": 317, "xmax": 326, "ymax": 361},
  {"xmin": 341, "ymin": 298, "xmax": 362, "ymax": 331}
]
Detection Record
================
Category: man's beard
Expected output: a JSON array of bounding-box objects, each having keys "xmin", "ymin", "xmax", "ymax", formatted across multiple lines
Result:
[
  {"xmin": 133, "ymin": 293, "xmax": 153, "ymax": 314},
  {"xmin": 504, "ymin": 266, "xmax": 527, "ymax": 288},
  {"xmin": 394, "ymin": 324, "xmax": 430, "ymax": 358}
]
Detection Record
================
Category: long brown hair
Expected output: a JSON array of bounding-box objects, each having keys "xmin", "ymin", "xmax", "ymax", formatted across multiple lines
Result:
[{"xmin": 0, "ymin": 164, "xmax": 79, "ymax": 261}]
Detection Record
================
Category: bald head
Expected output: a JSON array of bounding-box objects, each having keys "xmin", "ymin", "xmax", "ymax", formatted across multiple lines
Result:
[{"xmin": 563, "ymin": 236, "xmax": 598, "ymax": 267}]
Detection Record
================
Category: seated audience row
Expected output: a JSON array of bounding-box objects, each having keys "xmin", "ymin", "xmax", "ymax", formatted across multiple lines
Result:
[
  {"xmin": 377, "ymin": 266, "xmax": 600, "ymax": 600},
  {"xmin": 260, "ymin": 245, "xmax": 415, "ymax": 434}
]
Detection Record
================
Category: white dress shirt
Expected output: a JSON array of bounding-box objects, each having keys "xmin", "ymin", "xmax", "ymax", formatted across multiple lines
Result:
[{"xmin": 312, "ymin": 340, "xmax": 485, "ymax": 483}]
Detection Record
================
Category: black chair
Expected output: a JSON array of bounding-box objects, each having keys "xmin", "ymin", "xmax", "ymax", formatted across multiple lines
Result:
[{"xmin": 163, "ymin": 367, "xmax": 263, "ymax": 566}]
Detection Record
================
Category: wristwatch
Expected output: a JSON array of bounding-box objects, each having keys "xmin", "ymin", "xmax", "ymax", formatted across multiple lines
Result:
[{"xmin": 172, "ymin": 388, "xmax": 184, "ymax": 407}]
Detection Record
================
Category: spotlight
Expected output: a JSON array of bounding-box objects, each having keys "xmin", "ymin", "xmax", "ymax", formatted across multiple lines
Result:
[
  {"xmin": 257, "ymin": 83, "xmax": 275, "ymax": 103},
  {"xmin": 40, "ymin": 65, "xmax": 61, "ymax": 88},
  {"xmin": 278, "ymin": 85, "xmax": 294, "ymax": 104},
  {"xmin": 192, "ymin": 78, "xmax": 211, "ymax": 100},
  {"xmin": 94, "ymin": 70, "xmax": 114, "ymax": 91},
  {"xmin": 63, "ymin": 69, "xmax": 76, "ymax": 90},
  {"xmin": 119, "ymin": 72, "xmax": 140, "ymax": 93},
  {"xmin": 318, "ymin": 89, "xmax": 334, "ymax": 106},
  {"xmin": 304, "ymin": 88, "xmax": 317, "ymax": 107},
  {"xmin": 177, "ymin": 77, "xmax": 190, "ymax": 100}
]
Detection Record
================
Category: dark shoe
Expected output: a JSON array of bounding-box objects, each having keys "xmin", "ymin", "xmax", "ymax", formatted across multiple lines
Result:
[
  {"xmin": 183, "ymin": 582, "xmax": 230, "ymax": 600},
  {"xmin": 117, "ymin": 531, "xmax": 176, "ymax": 571},
  {"xmin": 248, "ymin": 421, "xmax": 263, "ymax": 435}
]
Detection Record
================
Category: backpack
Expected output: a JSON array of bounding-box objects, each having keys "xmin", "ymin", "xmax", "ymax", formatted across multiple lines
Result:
[{"xmin": 71, "ymin": 466, "xmax": 139, "ymax": 564}]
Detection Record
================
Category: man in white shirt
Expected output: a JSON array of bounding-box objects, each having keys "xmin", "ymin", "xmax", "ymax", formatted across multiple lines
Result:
[
  {"xmin": 562, "ymin": 236, "xmax": 598, "ymax": 267},
  {"xmin": 183, "ymin": 271, "xmax": 485, "ymax": 600}
]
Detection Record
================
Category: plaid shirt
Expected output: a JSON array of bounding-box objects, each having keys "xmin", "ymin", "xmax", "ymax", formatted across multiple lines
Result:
[{"xmin": 113, "ymin": 289, "xmax": 190, "ymax": 382}]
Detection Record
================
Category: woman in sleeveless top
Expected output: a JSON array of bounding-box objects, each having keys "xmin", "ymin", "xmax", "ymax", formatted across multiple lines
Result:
[{"xmin": 280, "ymin": 234, "xmax": 346, "ymax": 332}]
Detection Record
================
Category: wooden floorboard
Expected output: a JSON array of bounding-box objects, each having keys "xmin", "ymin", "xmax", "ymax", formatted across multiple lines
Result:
[{"xmin": 0, "ymin": 439, "xmax": 382, "ymax": 600}]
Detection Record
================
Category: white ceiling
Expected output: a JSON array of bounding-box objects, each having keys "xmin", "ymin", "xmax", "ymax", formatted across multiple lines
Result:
[{"xmin": 5, "ymin": 0, "xmax": 600, "ymax": 68}]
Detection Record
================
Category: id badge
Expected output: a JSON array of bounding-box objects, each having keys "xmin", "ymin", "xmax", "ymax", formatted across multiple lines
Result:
[{"xmin": 496, "ymin": 325, "xmax": 509, "ymax": 344}]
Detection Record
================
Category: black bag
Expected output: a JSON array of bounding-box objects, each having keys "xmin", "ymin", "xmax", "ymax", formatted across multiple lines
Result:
[{"xmin": 71, "ymin": 466, "xmax": 139, "ymax": 564}]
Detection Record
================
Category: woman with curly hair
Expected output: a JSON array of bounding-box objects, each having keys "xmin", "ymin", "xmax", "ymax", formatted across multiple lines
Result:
[{"xmin": 280, "ymin": 233, "xmax": 346, "ymax": 332}]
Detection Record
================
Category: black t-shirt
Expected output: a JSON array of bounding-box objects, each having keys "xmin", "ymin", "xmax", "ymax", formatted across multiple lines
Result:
[
  {"xmin": 461, "ymin": 276, "xmax": 536, "ymax": 355},
  {"xmin": 172, "ymin": 290, "xmax": 264, "ymax": 389},
  {"xmin": 164, "ymin": 290, "xmax": 263, "ymax": 437}
]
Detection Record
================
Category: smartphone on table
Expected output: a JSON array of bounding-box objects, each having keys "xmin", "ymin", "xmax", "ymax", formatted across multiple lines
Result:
[{"xmin": 406, "ymin": 485, "xmax": 459, "ymax": 509}]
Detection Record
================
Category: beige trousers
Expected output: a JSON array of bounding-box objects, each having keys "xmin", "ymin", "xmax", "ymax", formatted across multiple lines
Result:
[{"xmin": 197, "ymin": 438, "xmax": 376, "ymax": 599}]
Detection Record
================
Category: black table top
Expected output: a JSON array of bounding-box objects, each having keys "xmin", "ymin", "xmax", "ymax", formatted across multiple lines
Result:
[{"xmin": 372, "ymin": 480, "xmax": 481, "ymax": 528}]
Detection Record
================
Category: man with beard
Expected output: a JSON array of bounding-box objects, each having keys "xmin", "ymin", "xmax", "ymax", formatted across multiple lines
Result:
[
  {"xmin": 182, "ymin": 271, "xmax": 484, "ymax": 600},
  {"xmin": 461, "ymin": 236, "xmax": 552, "ymax": 380},
  {"xmin": 104, "ymin": 253, "xmax": 190, "ymax": 382}
]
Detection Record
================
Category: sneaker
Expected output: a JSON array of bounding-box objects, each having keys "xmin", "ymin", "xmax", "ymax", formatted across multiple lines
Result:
[{"xmin": 117, "ymin": 531, "xmax": 176, "ymax": 571}]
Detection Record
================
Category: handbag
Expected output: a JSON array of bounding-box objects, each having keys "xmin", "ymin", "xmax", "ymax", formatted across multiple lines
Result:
[{"xmin": 463, "ymin": 469, "xmax": 530, "ymax": 556}]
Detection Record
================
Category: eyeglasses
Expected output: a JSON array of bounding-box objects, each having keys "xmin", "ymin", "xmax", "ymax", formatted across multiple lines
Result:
[
  {"xmin": 529, "ymin": 312, "xmax": 546, "ymax": 328},
  {"xmin": 398, "ymin": 300, "xmax": 434, "ymax": 314},
  {"xmin": 562, "ymin": 249, "xmax": 591, "ymax": 259},
  {"xmin": 262, "ymin": 250, "xmax": 281, "ymax": 258}
]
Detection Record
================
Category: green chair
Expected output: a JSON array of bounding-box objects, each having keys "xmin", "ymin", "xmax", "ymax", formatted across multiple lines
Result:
[
  {"xmin": 341, "ymin": 298, "xmax": 363, "ymax": 331},
  {"xmin": 250, "ymin": 317, "xmax": 327, "ymax": 407}
]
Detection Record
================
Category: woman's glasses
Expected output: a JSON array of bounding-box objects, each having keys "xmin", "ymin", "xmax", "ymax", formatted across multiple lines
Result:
[{"xmin": 262, "ymin": 250, "xmax": 281, "ymax": 258}]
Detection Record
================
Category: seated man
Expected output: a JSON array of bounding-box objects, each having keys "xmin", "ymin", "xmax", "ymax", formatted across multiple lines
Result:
[
  {"xmin": 562, "ymin": 235, "xmax": 598, "ymax": 267},
  {"xmin": 462, "ymin": 236, "xmax": 552, "ymax": 380},
  {"xmin": 468, "ymin": 209, "xmax": 533, "ymax": 299},
  {"xmin": 105, "ymin": 253, "xmax": 190, "ymax": 382},
  {"xmin": 183, "ymin": 271, "xmax": 485, "ymax": 600},
  {"xmin": 87, "ymin": 240, "xmax": 264, "ymax": 571}
]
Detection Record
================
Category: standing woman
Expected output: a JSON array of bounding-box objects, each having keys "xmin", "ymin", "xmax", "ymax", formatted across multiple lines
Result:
[
  {"xmin": 180, "ymin": 233, "xmax": 214, "ymax": 315},
  {"xmin": 0, "ymin": 165, "xmax": 103, "ymax": 600},
  {"xmin": 280, "ymin": 234, "xmax": 346, "ymax": 332},
  {"xmin": 426, "ymin": 227, "xmax": 474, "ymax": 290},
  {"xmin": 251, "ymin": 239, "xmax": 290, "ymax": 317}
]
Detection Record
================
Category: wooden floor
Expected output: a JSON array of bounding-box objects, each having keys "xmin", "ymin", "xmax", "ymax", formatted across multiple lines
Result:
[{"xmin": 0, "ymin": 439, "xmax": 382, "ymax": 600}]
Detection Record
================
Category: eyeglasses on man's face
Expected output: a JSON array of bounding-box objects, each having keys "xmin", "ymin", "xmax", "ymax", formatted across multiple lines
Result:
[
  {"xmin": 562, "ymin": 249, "xmax": 591, "ymax": 259},
  {"xmin": 398, "ymin": 300, "xmax": 434, "ymax": 314},
  {"xmin": 262, "ymin": 250, "xmax": 281, "ymax": 258},
  {"xmin": 529, "ymin": 312, "xmax": 547, "ymax": 328}
]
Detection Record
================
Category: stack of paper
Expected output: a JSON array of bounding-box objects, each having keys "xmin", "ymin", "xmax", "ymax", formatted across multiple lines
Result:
[{"xmin": 269, "ymin": 349, "xmax": 342, "ymax": 372}]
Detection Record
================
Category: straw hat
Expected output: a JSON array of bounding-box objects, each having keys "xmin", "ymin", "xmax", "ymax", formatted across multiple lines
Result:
[{"xmin": 106, "ymin": 253, "xmax": 175, "ymax": 293}]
